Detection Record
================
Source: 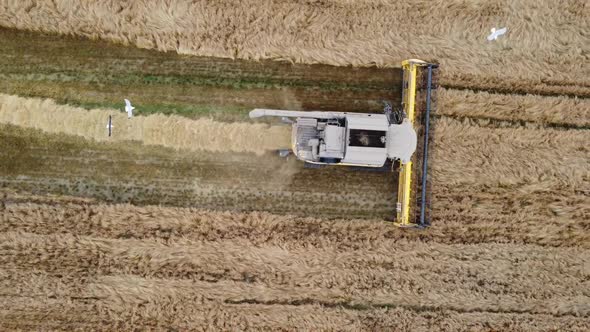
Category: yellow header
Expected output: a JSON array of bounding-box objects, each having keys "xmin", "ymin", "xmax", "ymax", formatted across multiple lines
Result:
[{"xmin": 395, "ymin": 60, "xmax": 427, "ymax": 227}]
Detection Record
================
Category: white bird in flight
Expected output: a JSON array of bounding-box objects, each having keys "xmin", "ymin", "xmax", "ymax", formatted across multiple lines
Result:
[
  {"xmin": 124, "ymin": 99, "xmax": 135, "ymax": 118},
  {"xmin": 487, "ymin": 27, "xmax": 507, "ymax": 41}
]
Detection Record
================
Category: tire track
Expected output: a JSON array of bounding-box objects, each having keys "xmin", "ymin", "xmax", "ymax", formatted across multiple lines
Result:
[
  {"xmin": 436, "ymin": 114, "xmax": 590, "ymax": 131},
  {"xmin": 442, "ymin": 78, "xmax": 590, "ymax": 99}
]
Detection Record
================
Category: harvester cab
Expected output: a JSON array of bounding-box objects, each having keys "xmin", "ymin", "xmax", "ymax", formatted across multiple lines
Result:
[{"xmin": 249, "ymin": 59, "xmax": 438, "ymax": 228}]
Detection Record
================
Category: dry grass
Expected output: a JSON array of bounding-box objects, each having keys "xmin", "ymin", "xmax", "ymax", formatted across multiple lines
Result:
[
  {"xmin": 0, "ymin": 93, "xmax": 290, "ymax": 155},
  {"xmin": 1, "ymin": 0, "xmax": 588, "ymax": 95}
]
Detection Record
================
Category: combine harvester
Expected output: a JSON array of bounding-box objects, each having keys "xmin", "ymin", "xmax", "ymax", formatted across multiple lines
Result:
[{"xmin": 250, "ymin": 60, "xmax": 438, "ymax": 228}]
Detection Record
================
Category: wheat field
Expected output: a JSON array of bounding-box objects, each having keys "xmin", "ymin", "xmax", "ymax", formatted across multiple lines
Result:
[
  {"xmin": 1, "ymin": 0, "xmax": 588, "ymax": 96},
  {"xmin": 0, "ymin": 0, "xmax": 589, "ymax": 331}
]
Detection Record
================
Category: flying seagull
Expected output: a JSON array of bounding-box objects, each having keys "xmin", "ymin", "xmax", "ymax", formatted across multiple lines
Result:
[
  {"xmin": 487, "ymin": 27, "xmax": 507, "ymax": 41},
  {"xmin": 106, "ymin": 115, "xmax": 113, "ymax": 137},
  {"xmin": 124, "ymin": 99, "xmax": 135, "ymax": 118}
]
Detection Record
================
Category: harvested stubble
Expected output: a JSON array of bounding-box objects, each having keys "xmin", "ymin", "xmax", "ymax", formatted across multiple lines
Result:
[
  {"xmin": 0, "ymin": 0, "xmax": 588, "ymax": 96},
  {"xmin": 0, "ymin": 93, "xmax": 290, "ymax": 155},
  {"xmin": 0, "ymin": 26, "xmax": 403, "ymax": 120},
  {"xmin": 1, "ymin": 191, "xmax": 590, "ymax": 331},
  {"xmin": 0, "ymin": 123, "xmax": 395, "ymax": 218}
]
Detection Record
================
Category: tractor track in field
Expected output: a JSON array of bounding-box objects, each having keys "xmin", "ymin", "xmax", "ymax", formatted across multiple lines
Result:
[
  {"xmin": 225, "ymin": 298, "xmax": 587, "ymax": 318},
  {"xmin": 2, "ymin": 298, "xmax": 588, "ymax": 332},
  {"xmin": 442, "ymin": 79, "xmax": 590, "ymax": 99}
]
